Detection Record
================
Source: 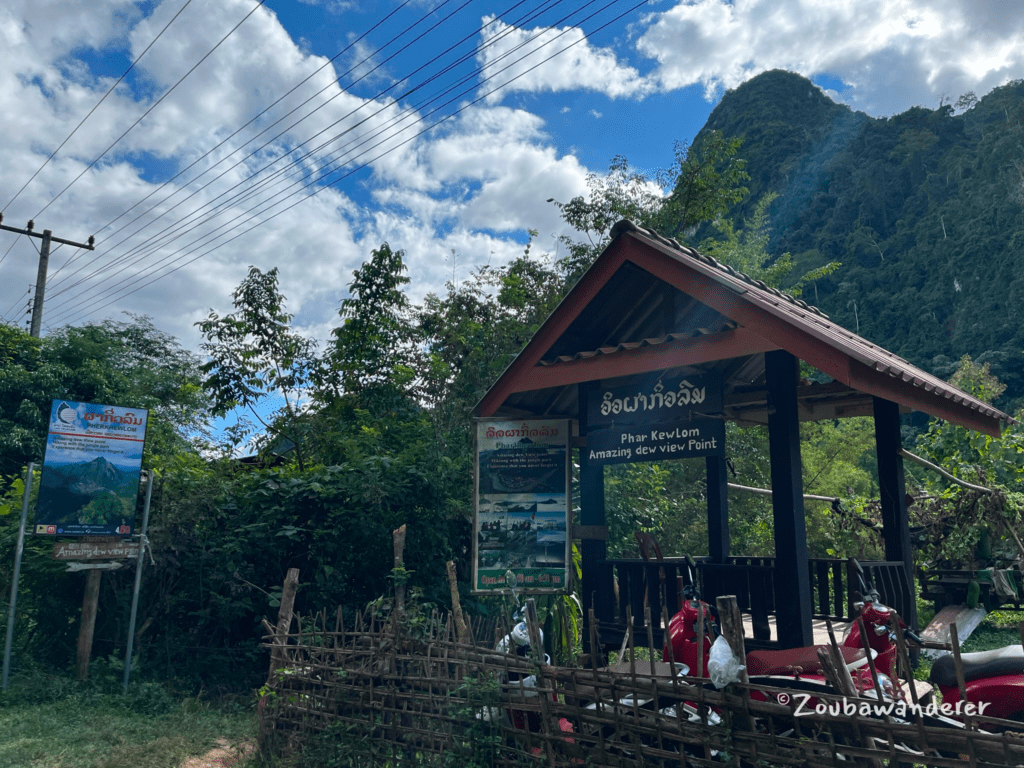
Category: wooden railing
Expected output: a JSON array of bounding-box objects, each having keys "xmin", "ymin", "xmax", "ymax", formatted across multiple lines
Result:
[{"xmin": 592, "ymin": 557, "xmax": 913, "ymax": 649}]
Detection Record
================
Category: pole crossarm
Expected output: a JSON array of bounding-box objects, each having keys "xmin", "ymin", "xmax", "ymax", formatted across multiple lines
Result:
[
  {"xmin": 0, "ymin": 218, "xmax": 95, "ymax": 250},
  {"xmin": 0, "ymin": 216, "xmax": 95, "ymax": 337}
]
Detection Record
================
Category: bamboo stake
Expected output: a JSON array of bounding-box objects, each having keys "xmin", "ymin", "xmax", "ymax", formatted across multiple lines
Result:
[
  {"xmin": 392, "ymin": 524, "xmax": 407, "ymax": 625},
  {"xmin": 445, "ymin": 561, "xmax": 470, "ymax": 644},
  {"xmin": 268, "ymin": 567, "xmax": 300, "ymax": 681}
]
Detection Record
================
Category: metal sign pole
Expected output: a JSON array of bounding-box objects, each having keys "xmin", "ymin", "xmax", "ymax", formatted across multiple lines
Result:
[
  {"xmin": 3, "ymin": 463, "xmax": 35, "ymax": 691},
  {"xmin": 123, "ymin": 471, "xmax": 153, "ymax": 693}
]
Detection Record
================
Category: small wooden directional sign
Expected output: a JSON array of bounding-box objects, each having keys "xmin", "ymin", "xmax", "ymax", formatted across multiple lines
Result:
[{"xmin": 51, "ymin": 540, "xmax": 139, "ymax": 561}]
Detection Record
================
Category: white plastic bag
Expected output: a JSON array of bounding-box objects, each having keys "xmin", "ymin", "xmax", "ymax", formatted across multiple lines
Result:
[{"xmin": 706, "ymin": 635, "xmax": 745, "ymax": 687}]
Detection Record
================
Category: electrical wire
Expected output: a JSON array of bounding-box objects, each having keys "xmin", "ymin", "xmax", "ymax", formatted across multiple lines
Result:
[
  {"xmin": 50, "ymin": 0, "xmax": 623, "ymax": 324},
  {"xmin": 0, "ymin": 234, "xmax": 22, "ymax": 270},
  {"xmin": 45, "ymin": 0, "xmax": 460, "ymax": 295},
  {"xmin": 89, "ymin": 0, "xmax": 421, "ymax": 242},
  {"xmin": 32, "ymin": 0, "xmax": 267, "ymax": 220},
  {"xmin": 1, "ymin": 0, "xmax": 197, "ymax": 214},
  {"xmin": 47, "ymin": 0, "xmax": 571, "ymax": 302},
  {"xmin": 1, "ymin": 287, "xmax": 31, "ymax": 323},
  {"xmin": 52, "ymin": 0, "xmax": 644, "ymax": 327}
]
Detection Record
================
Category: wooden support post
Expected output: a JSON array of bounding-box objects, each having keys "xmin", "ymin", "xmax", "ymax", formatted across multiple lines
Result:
[
  {"xmin": 268, "ymin": 568, "xmax": 300, "ymax": 680},
  {"xmin": 765, "ymin": 350, "xmax": 813, "ymax": 647},
  {"xmin": 706, "ymin": 455, "xmax": 730, "ymax": 563},
  {"xmin": 76, "ymin": 569, "xmax": 102, "ymax": 681},
  {"xmin": 873, "ymin": 396, "xmax": 917, "ymax": 630},
  {"xmin": 578, "ymin": 382, "xmax": 607, "ymax": 655}
]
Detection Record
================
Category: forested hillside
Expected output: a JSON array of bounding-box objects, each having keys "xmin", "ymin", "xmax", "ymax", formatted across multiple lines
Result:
[{"xmin": 696, "ymin": 70, "xmax": 1024, "ymax": 410}]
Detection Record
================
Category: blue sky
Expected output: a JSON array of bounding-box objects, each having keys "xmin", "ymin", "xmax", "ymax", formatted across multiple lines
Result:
[{"xmin": 2, "ymin": 0, "xmax": 1023, "ymax": 353}]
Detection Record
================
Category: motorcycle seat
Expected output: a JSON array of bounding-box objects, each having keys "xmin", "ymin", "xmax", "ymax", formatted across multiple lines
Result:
[
  {"xmin": 929, "ymin": 645, "xmax": 1024, "ymax": 687},
  {"xmin": 746, "ymin": 645, "xmax": 867, "ymax": 676}
]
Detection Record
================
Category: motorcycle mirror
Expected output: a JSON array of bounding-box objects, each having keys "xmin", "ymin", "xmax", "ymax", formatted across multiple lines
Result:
[{"xmin": 504, "ymin": 569, "xmax": 517, "ymax": 590}]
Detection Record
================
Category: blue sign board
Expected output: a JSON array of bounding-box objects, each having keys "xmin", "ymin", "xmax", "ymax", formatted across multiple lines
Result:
[{"xmin": 34, "ymin": 400, "xmax": 148, "ymax": 537}]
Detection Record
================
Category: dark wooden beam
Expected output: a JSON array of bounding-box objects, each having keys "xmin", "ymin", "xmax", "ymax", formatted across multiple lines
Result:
[
  {"xmin": 706, "ymin": 456, "xmax": 730, "ymax": 564},
  {"xmin": 516, "ymin": 327, "xmax": 778, "ymax": 392},
  {"xmin": 873, "ymin": 397, "xmax": 918, "ymax": 630},
  {"xmin": 578, "ymin": 382, "xmax": 608, "ymax": 654},
  {"xmin": 765, "ymin": 350, "xmax": 814, "ymax": 648}
]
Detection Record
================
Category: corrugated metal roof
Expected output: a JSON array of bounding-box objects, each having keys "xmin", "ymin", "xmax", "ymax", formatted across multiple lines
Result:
[
  {"xmin": 477, "ymin": 220, "xmax": 1015, "ymax": 433},
  {"xmin": 619, "ymin": 221, "xmax": 1012, "ymax": 424}
]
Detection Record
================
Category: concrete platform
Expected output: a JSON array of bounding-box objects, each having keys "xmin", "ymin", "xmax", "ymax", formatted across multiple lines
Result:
[{"xmin": 741, "ymin": 614, "xmax": 852, "ymax": 645}]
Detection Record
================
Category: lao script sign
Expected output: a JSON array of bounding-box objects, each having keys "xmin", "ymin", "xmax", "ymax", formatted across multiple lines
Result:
[
  {"xmin": 473, "ymin": 419, "xmax": 571, "ymax": 594},
  {"xmin": 587, "ymin": 373, "xmax": 722, "ymax": 429},
  {"xmin": 34, "ymin": 400, "xmax": 148, "ymax": 537}
]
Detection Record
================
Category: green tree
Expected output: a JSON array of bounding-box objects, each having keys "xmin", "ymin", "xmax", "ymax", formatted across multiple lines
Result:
[
  {"xmin": 197, "ymin": 267, "xmax": 317, "ymax": 468},
  {"xmin": 0, "ymin": 316, "xmax": 206, "ymax": 479},
  {"xmin": 324, "ymin": 243, "xmax": 416, "ymax": 407},
  {"xmin": 550, "ymin": 132, "xmax": 750, "ymax": 284},
  {"xmin": 700, "ymin": 193, "xmax": 841, "ymax": 297}
]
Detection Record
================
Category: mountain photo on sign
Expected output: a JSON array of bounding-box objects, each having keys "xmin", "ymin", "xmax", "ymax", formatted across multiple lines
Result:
[
  {"xmin": 34, "ymin": 400, "xmax": 148, "ymax": 536},
  {"xmin": 37, "ymin": 456, "xmax": 138, "ymax": 527}
]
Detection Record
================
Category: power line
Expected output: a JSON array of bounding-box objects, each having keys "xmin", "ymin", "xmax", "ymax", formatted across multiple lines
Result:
[
  {"xmin": 45, "ymin": 0, "xmax": 559, "ymax": 308},
  {"xmin": 1, "ymin": 0, "xmax": 197, "ymax": 214},
  {"xmin": 86, "ymin": 0, "xmax": 420, "ymax": 244},
  {"xmin": 46, "ymin": 0, "xmax": 569, "ymax": 317},
  {"xmin": 0, "ymin": 234, "xmax": 22, "ymax": 270},
  {"xmin": 32, "ymin": 0, "xmax": 267, "ymax": 220},
  {"xmin": 45, "ymin": 0, "xmax": 459, "ymax": 296},
  {"xmin": 52, "ymin": 0, "xmax": 644, "ymax": 327},
  {"xmin": 50, "ymin": 0, "xmax": 625, "ymax": 324},
  {"xmin": 1, "ymin": 287, "xmax": 31, "ymax": 323}
]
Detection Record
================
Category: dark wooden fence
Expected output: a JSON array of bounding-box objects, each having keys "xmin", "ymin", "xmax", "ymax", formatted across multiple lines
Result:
[{"xmin": 594, "ymin": 557, "xmax": 913, "ymax": 648}]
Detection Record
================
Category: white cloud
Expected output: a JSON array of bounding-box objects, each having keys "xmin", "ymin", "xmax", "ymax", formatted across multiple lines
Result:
[
  {"xmin": 0, "ymin": 0, "xmax": 593, "ymax": 351},
  {"xmin": 477, "ymin": 15, "xmax": 650, "ymax": 103},
  {"xmin": 635, "ymin": 0, "xmax": 1024, "ymax": 114}
]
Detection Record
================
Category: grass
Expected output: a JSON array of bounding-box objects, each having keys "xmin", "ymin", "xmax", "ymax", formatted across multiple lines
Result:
[{"xmin": 0, "ymin": 670, "xmax": 256, "ymax": 768}]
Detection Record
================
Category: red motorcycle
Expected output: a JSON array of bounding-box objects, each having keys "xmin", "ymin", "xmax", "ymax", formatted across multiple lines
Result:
[
  {"xmin": 664, "ymin": 560, "xmax": 901, "ymax": 700},
  {"xmin": 929, "ymin": 644, "xmax": 1024, "ymax": 727}
]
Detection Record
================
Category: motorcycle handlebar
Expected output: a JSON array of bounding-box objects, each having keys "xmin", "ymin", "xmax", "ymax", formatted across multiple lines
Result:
[{"xmin": 903, "ymin": 629, "xmax": 923, "ymax": 646}]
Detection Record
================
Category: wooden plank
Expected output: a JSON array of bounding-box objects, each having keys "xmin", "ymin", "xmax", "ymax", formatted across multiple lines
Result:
[
  {"xmin": 52, "ymin": 540, "xmax": 139, "ymax": 560},
  {"xmin": 517, "ymin": 327, "xmax": 778, "ymax": 391}
]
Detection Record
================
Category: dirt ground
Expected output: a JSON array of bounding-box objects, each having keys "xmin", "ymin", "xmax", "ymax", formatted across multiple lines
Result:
[{"xmin": 181, "ymin": 739, "xmax": 255, "ymax": 768}]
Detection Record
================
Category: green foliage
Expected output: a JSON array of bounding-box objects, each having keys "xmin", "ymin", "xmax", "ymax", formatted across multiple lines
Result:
[
  {"xmin": 700, "ymin": 192, "xmax": 841, "ymax": 296},
  {"xmin": 325, "ymin": 242, "xmax": 415, "ymax": 407},
  {"xmin": 657, "ymin": 131, "xmax": 750, "ymax": 238},
  {"xmin": 707, "ymin": 70, "xmax": 1024, "ymax": 409},
  {"xmin": 0, "ymin": 316, "xmax": 206, "ymax": 478},
  {"xmin": 198, "ymin": 266, "xmax": 317, "ymax": 468},
  {"xmin": 550, "ymin": 132, "xmax": 750, "ymax": 283},
  {"xmin": 912, "ymin": 356, "xmax": 1024, "ymax": 566}
]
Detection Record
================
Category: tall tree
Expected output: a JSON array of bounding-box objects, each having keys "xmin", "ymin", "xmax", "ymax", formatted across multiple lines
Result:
[
  {"xmin": 324, "ymin": 243, "xmax": 416, "ymax": 409},
  {"xmin": 550, "ymin": 131, "xmax": 750, "ymax": 284},
  {"xmin": 197, "ymin": 267, "xmax": 316, "ymax": 468}
]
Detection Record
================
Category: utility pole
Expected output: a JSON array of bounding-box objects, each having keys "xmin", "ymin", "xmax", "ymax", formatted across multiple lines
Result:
[{"xmin": 0, "ymin": 213, "xmax": 95, "ymax": 337}]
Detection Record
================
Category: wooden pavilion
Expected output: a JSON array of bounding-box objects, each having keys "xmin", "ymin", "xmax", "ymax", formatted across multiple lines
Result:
[{"xmin": 475, "ymin": 221, "xmax": 1014, "ymax": 650}]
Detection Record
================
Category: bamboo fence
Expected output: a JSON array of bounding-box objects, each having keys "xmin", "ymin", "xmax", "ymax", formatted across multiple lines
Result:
[{"xmin": 257, "ymin": 606, "xmax": 1024, "ymax": 768}]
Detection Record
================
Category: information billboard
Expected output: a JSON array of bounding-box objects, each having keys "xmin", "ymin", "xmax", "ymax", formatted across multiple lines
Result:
[
  {"xmin": 473, "ymin": 420, "xmax": 571, "ymax": 594},
  {"xmin": 34, "ymin": 400, "xmax": 148, "ymax": 537}
]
